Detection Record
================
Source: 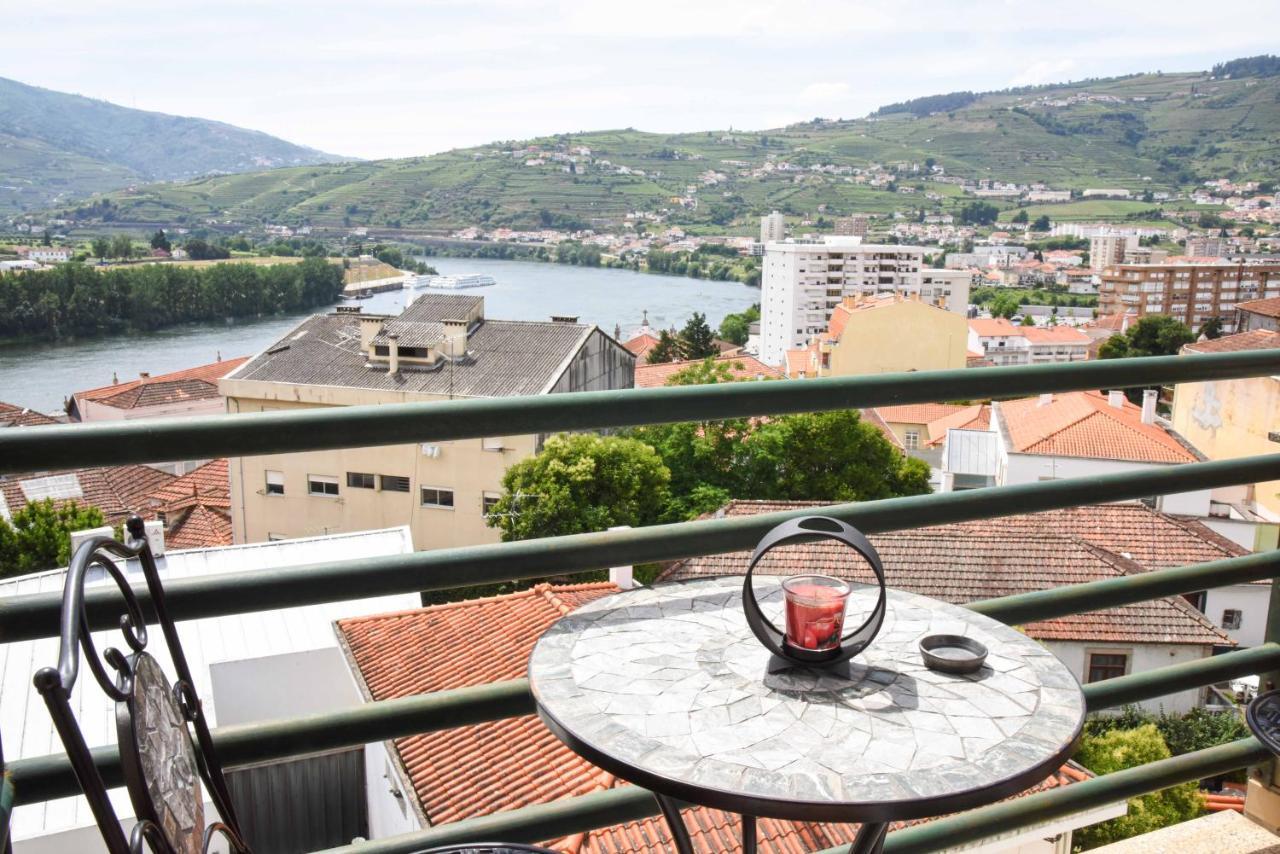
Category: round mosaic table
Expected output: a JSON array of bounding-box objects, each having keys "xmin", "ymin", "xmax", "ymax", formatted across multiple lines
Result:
[{"xmin": 528, "ymin": 576, "xmax": 1085, "ymax": 854}]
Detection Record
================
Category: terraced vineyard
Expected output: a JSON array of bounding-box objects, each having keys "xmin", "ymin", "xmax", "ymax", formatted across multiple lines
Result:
[{"xmin": 53, "ymin": 63, "xmax": 1280, "ymax": 232}]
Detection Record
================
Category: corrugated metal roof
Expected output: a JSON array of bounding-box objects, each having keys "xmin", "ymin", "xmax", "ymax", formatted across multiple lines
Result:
[
  {"xmin": 945, "ymin": 428, "xmax": 1001, "ymax": 476},
  {"xmin": 1, "ymin": 526, "xmax": 418, "ymax": 842}
]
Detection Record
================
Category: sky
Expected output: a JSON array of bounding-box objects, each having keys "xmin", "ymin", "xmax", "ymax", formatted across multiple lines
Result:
[{"xmin": 7, "ymin": 0, "xmax": 1280, "ymax": 161}]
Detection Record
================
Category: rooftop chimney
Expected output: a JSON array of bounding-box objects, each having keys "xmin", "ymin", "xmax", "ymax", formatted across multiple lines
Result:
[
  {"xmin": 359, "ymin": 315, "xmax": 384, "ymax": 350},
  {"xmin": 442, "ymin": 319, "xmax": 468, "ymax": 359},
  {"xmin": 1108, "ymin": 390, "xmax": 1125, "ymax": 409},
  {"xmin": 1141, "ymin": 389, "xmax": 1157, "ymax": 425},
  {"xmin": 550, "ymin": 315, "xmax": 579, "ymax": 323},
  {"xmin": 139, "ymin": 372, "xmax": 150, "ymax": 379},
  {"xmin": 1038, "ymin": 393, "xmax": 1053, "ymax": 407},
  {"xmin": 387, "ymin": 333, "xmax": 399, "ymax": 375}
]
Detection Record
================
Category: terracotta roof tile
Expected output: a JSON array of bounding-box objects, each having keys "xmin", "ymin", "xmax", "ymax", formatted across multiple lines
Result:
[
  {"xmin": 997, "ymin": 391, "xmax": 1196, "ymax": 463},
  {"xmin": 146, "ymin": 459, "xmax": 230, "ymax": 506},
  {"xmin": 923, "ymin": 404, "xmax": 990, "ymax": 447},
  {"xmin": 73, "ymin": 357, "xmax": 247, "ymax": 410},
  {"xmin": 634, "ymin": 354, "xmax": 782, "ymax": 388},
  {"xmin": 969, "ymin": 318, "xmax": 1021, "ymax": 337},
  {"xmin": 873, "ymin": 403, "xmax": 968, "ymax": 426},
  {"xmin": 1087, "ymin": 313, "xmax": 1137, "ymax": 332},
  {"xmin": 785, "ymin": 344, "xmax": 815, "ymax": 378},
  {"xmin": 1184, "ymin": 329, "xmax": 1280, "ymax": 354},
  {"xmin": 0, "ymin": 465, "xmax": 176, "ymax": 523},
  {"xmin": 1021, "ymin": 326, "xmax": 1091, "ymax": 345},
  {"xmin": 623, "ymin": 333, "xmax": 659, "ymax": 360},
  {"xmin": 660, "ymin": 501, "xmax": 1234, "ymax": 646},
  {"xmin": 1237, "ymin": 297, "xmax": 1280, "ymax": 319},
  {"xmin": 165, "ymin": 504, "xmax": 233, "ymax": 550},
  {"xmin": 0, "ymin": 401, "xmax": 58, "ymax": 428},
  {"xmin": 859, "ymin": 408, "xmax": 903, "ymax": 449}
]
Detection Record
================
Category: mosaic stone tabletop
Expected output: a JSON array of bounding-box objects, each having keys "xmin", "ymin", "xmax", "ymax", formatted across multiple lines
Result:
[{"xmin": 529, "ymin": 576, "xmax": 1085, "ymax": 822}]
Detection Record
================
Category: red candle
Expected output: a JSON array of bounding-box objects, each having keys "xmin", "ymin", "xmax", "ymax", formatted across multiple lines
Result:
[{"xmin": 782, "ymin": 575, "xmax": 850, "ymax": 652}]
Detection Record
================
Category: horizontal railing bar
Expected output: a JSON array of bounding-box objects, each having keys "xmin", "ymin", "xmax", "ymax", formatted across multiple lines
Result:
[
  {"xmin": 2, "ymin": 351, "xmax": 1276, "ymax": 474},
  {"xmin": 1083, "ymin": 643, "xmax": 1280, "ymax": 711},
  {"xmin": 13, "ymin": 625, "xmax": 1277, "ymax": 806},
  {"xmin": 7, "ymin": 679, "xmax": 534, "ymax": 806},
  {"xmin": 871, "ymin": 737, "xmax": 1270, "ymax": 854},
  {"xmin": 4, "ymin": 454, "xmax": 1277, "ymax": 644},
  {"xmin": 971, "ymin": 551, "xmax": 1280, "ymax": 626}
]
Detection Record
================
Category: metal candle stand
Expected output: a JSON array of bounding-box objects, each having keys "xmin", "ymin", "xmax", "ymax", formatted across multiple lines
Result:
[{"xmin": 742, "ymin": 515, "xmax": 888, "ymax": 674}]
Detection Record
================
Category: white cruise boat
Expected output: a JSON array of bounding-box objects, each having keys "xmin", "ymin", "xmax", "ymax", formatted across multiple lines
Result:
[{"xmin": 418, "ymin": 273, "xmax": 496, "ymax": 290}]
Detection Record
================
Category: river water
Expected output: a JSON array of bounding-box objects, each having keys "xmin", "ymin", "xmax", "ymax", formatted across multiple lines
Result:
[{"xmin": 0, "ymin": 257, "xmax": 757, "ymax": 412}]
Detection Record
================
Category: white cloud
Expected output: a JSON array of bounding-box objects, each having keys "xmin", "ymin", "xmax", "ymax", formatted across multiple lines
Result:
[
  {"xmin": 799, "ymin": 82, "xmax": 851, "ymax": 104},
  {"xmin": 1008, "ymin": 59, "xmax": 1078, "ymax": 88}
]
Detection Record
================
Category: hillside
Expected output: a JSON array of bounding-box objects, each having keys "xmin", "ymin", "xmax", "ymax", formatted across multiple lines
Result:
[
  {"xmin": 45, "ymin": 61, "xmax": 1280, "ymax": 232},
  {"xmin": 0, "ymin": 76, "xmax": 346, "ymax": 213}
]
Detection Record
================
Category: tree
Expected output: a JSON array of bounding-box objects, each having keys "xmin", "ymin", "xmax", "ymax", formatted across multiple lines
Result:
[
  {"xmin": 678, "ymin": 312, "xmax": 718, "ymax": 359},
  {"xmin": 1073, "ymin": 725, "xmax": 1202, "ymax": 849},
  {"xmin": 485, "ymin": 433, "xmax": 670, "ymax": 541},
  {"xmin": 1011, "ymin": 209, "xmax": 1029, "ymax": 224},
  {"xmin": 150, "ymin": 230, "xmax": 171, "ymax": 252},
  {"xmin": 1020, "ymin": 313, "xmax": 1036, "ymax": 326},
  {"xmin": 646, "ymin": 329, "xmax": 681, "ymax": 364},
  {"xmin": 110, "ymin": 234, "xmax": 135, "ymax": 260},
  {"xmin": 1099, "ymin": 315, "xmax": 1195, "ymax": 360},
  {"xmin": 91, "ymin": 237, "xmax": 111, "ymax": 260},
  {"xmin": 664, "ymin": 357, "xmax": 743, "ymax": 386},
  {"xmin": 184, "ymin": 238, "xmax": 230, "ymax": 261},
  {"xmin": 1031, "ymin": 215, "xmax": 1052, "ymax": 231},
  {"xmin": 0, "ymin": 499, "xmax": 107, "ymax": 578},
  {"xmin": 1199, "ymin": 316, "xmax": 1224, "ymax": 339},
  {"xmin": 719, "ymin": 314, "xmax": 750, "ymax": 346},
  {"xmin": 990, "ymin": 292, "xmax": 1021, "ymax": 319},
  {"xmin": 41, "ymin": 229, "xmax": 52, "ymax": 246},
  {"xmin": 958, "ymin": 202, "xmax": 1000, "ymax": 226}
]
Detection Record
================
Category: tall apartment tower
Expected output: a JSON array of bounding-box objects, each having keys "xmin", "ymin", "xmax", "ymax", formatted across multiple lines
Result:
[
  {"xmin": 834, "ymin": 215, "xmax": 869, "ymax": 237},
  {"xmin": 1090, "ymin": 234, "xmax": 1133, "ymax": 272},
  {"xmin": 758, "ymin": 237, "xmax": 929, "ymax": 365},
  {"xmin": 760, "ymin": 211, "xmax": 786, "ymax": 243}
]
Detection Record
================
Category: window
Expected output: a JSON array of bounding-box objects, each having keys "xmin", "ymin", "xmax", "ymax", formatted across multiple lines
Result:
[
  {"xmin": 1222, "ymin": 609, "xmax": 1243, "ymax": 630},
  {"xmin": 904, "ymin": 429, "xmax": 920, "ymax": 450},
  {"xmin": 421, "ymin": 487, "xmax": 455, "ymax": 509},
  {"xmin": 308, "ymin": 474, "xmax": 339, "ymax": 497},
  {"xmin": 482, "ymin": 436, "xmax": 507, "ymax": 452},
  {"xmin": 482, "ymin": 492, "xmax": 501, "ymax": 517},
  {"xmin": 265, "ymin": 470, "xmax": 285, "ymax": 495},
  {"xmin": 1086, "ymin": 652, "xmax": 1129, "ymax": 683},
  {"xmin": 347, "ymin": 472, "xmax": 375, "ymax": 489},
  {"xmin": 381, "ymin": 474, "xmax": 411, "ymax": 493}
]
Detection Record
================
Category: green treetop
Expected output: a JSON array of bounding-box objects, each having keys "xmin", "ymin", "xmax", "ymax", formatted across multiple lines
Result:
[
  {"xmin": 0, "ymin": 499, "xmax": 107, "ymax": 578},
  {"xmin": 1098, "ymin": 315, "xmax": 1195, "ymax": 360},
  {"xmin": 678, "ymin": 312, "xmax": 719, "ymax": 360}
]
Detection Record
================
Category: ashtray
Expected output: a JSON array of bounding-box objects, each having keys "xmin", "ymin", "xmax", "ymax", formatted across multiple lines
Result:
[{"xmin": 919, "ymin": 634, "xmax": 988, "ymax": 674}]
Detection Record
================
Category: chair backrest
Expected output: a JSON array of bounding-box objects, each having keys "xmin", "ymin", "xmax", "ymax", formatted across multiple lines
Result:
[
  {"xmin": 32, "ymin": 515, "xmax": 246, "ymax": 854},
  {"xmin": 1, "ymin": 728, "xmax": 14, "ymax": 854}
]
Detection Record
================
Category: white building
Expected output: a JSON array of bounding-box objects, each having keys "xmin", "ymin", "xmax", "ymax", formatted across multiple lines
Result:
[
  {"xmin": 759, "ymin": 237, "xmax": 929, "ymax": 365},
  {"xmin": 1, "ymin": 526, "xmax": 421, "ymax": 853},
  {"xmin": 1089, "ymin": 234, "xmax": 1134, "ymax": 272},
  {"xmin": 760, "ymin": 210, "xmax": 786, "ymax": 243},
  {"xmin": 27, "ymin": 246, "xmax": 72, "ymax": 263},
  {"xmin": 920, "ymin": 268, "xmax": 972, "ymax": 314}
]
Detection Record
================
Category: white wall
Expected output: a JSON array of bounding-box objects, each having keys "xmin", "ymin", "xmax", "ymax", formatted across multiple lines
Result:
[
  {"xmin": 1047, "ymin": 640, "xmax": 1208, "ymax": 714},
  {"xmin": 1204, "ymin": 584, "xmax": 1273, "ymax": 649},
  {"xmin": 363, "ymin": 740, "xmax": 424, "ymax": 839},
  {"xmin": 1004, "ymin": 453, "xmax": 1212, "ymax": 516},
  {"xmin": 210, "ymin": 647, "xmax": 363, "ymax": 726},
  {"xmin": 78, "ymin": 395, "xmax": 227, "ymax": 423}
]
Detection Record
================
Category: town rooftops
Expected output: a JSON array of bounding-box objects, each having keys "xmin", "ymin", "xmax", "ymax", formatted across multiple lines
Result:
[
  {"xmin": 1237, "ymin": 296, "xmax": 1280, "ymax": 319},
  {"xmin": 968, "ymin": 317, "xmax": 1022, "ymax": 337},
  {"xmin": 337, "ymin": 581, "xmax": 1094, "ymax": 852},
  {"xmin": 623, "ymin": 331, "xmax": 660, "ymax": 361},
  {"xmin": 143, "ymin": 459, "xmax": 232, "ymax": 550},
  {"xmin": 0, "ymin": 401, "xmax": 58, "ymax": 428},
  {"xmin": 0, "ymin": 464, "xmax": 175, "ymax": 523},
  {"xmin": 873, "ymin": 402, "xmax": 970, "ymax": 425},
  {"xmin": 1184, "ymin": 329, "xmax": 1280, "ymax": 354},
  {"xmin": 70, "ymin": 356, "xmax": 248, "ymax": 416},
  {"xmin": 635, "ymin": 354, "xmax": 781, "ymax": 388},
  {"xmin": 996, "ymin": 390, "xmax": 1197, "ymax": 464},
  {"xmin": 661, "ymin": 501, "xmax": 1232, "ymax": 647},
  {"xmin": 1086, "ymin": 313, "xmax": 1137, "ymax": 333},
  {"xmin": 227, "ymin": 295, "xmax": 612, "ymax": 399}
]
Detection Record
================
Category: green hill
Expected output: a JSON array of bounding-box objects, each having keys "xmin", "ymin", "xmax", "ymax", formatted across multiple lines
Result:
[
  {"xmin": 46, "ymin": 59, "xmax": 1280, "ymax": 232},
  {"xmin": 0, "ymin": 76, "xmax": 346, "ymax": 213}
]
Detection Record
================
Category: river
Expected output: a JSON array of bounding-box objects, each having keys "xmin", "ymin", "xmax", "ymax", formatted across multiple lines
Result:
[{"xmin": 0, "ymin": 257, "xmax": 758, "ymax": 412}]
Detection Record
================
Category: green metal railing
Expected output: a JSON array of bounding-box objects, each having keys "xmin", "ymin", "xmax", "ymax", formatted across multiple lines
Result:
[{"xmin": 2, "ymin": 350, "xmax": 1279, "ymax": 853}]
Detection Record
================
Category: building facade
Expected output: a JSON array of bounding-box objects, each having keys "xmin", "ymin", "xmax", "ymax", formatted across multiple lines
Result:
[
  {"xmin": 759, "ymin": 237, "xmax": 929, "ymax": 365},
  {"xmin": 1089, "ymin": 234, "xmax": 1131, "ymax": 273},
  {"xmin": 1236, "ymin": 297, "xmax": 1280, "ymax": 332},
  {"xmin": 919, "ymin": 267, "xmax": 972, "ymax": 314},
  {"xmin": 1098, "ymin": 262, "xmax": 1280, "ymax": 333},
  {"xmin": 833, "ymin": 215, "xmax": 869, "ymax": 237},
  {"xmin": 221, "ymin": 296, "xmax": 634, "ymax": 551},
  {"xmin": 759, "ymin": 210, "xmax": 786, "ymax": 243}
]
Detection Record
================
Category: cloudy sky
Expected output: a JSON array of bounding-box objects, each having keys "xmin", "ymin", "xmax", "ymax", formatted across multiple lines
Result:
[{"xmin": 8, "ymin": 1, "xmax": 1279, "ymax": 161}]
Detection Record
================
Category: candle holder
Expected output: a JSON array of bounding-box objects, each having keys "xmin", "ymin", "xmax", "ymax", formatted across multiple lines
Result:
[{"xmin": 742, "ymin": 516, "xmax": 887, "ymax": 672}]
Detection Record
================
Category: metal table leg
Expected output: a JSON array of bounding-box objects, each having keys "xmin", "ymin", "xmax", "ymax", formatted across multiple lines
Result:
[
  {"xmin": 849, "ymin": 821, "xmax": 887, "ymax": 854},
  {"xmin": 741, "ymin": 813, "xmax": 757, "ymax": 854},
  {"xmin": 655, "ymin": 793, "xmax": 695, "ymax": 854}
]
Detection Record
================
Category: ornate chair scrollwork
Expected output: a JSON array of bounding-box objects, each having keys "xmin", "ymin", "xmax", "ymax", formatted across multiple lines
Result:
[{"xmin": 33, "ymin": 516, "xmax": 248, "ymax": 854}]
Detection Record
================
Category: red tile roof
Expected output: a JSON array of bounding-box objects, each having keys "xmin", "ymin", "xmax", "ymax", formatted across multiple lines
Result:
[
  {"xmin": 1184, "ymin": 329, "xmax": 1280, "ymax": 354},
  {"xmin": 0, "ymin": 465, "xmax": 176, "ymax": 523},
  {"xmin": 968, "ymin": 318, "xmax": 1022, "ymax": 338},
  {"xmin": 859, "ymin": 407, "xmax": 903, "ymax": 449},
  {"xmin": 143, "ymin": 459, "xmax": 233, "ymax": 549},
  {"xmin": 0, "ymin": 401, "xmax": 58, "ymax": 428},
  {"xmin": 997, "ymin": 390, "xmax": 1197, "ymax": 463},
  {"xmin": 339, "ymin": 581, "xmax": 1095, "ymax": 853},
  {"xmin": 873, "ymin": 403, "xmax": 968, "ymax": 425},
  {"xmin": 623, "ymin": 333, "xmax": 660, "ymax": 360},
  {"xmin": 661, "ymin": 502, "xmax": 1232, "ymax": 647},
  {"xmin": 72, "ymin": 357, "xmax": 247, "ymax": 411},
  {"xmin": 634, "ymin": 354, "xmax": 782, "ymax": 388},
  {"xmin": 1085, "ymin": 313, "xmax": 1136, "ymax": 332},
  {"xmin": 923, "ymin": 404, "xmax": 990, "ymax": 447},
  {"xmin": 147, "ymin": 459, "xmax": 230, "ymax": 505},
  {"xmin": 1237, "ymin": 297, "xmax": 1280, "ymax": 319},
  {"xmin": 1021, "ymin": 326, "xmax": 1090, "ymax": 345},
  {"xmin": 785, "ymin": 342, "xmax": 816, "ymax": 378}
]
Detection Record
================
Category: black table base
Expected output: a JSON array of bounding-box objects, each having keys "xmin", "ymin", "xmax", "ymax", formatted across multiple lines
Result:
[{"xmin": 654, "ymin": 795, "xmax": 886, "ymax": 854}]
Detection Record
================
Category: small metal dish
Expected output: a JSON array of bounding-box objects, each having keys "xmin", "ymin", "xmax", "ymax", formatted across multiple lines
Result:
[{"xmin": 919, "ymin": 634, "xmax": 988, "ymax": 674}]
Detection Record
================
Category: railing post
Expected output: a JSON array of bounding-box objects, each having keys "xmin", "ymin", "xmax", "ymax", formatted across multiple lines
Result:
[
  {"xmin": 608, "ymin": 525, "xmax": 635, "ymax": 589},
  {"xmin": 1246, "ymin": 569, "xmax": 1280, "ymax": 830}
]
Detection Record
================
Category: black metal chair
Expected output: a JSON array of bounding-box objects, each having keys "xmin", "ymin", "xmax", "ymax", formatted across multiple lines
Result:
[
  {"xmin": 33, "ymin": 515, "xmax": 248, "ymax": 854},
  {"xmin": 1, "ymin": 728, "xmax": 14, "ymax": 854}
]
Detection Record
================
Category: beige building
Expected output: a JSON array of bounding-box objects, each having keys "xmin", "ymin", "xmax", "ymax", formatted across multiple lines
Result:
[
  {"xmin": 1090, "ymin": 234, "xmax": 1131, "ymax": 272},
  {"xmin": 1098, "ymin": 262, "xmax": 1280, "ymax": 333},
  {"xmin": 784, "ymin": 293, "xmax": 967, "ymax": 379},
  {"xmin": 760, "ymin": 210, "xmax": 786, "ymax": 243},
  {"xmin": 833, "ymin": 215, "xmax": 869, "ymax": 237},
  {"xmin": 1172, "ymin": 330, "xmax": 1280, "ymax": 520},
  {"xmin": 221, "ymin": 295, "xmax": 634, "ymax": 551}
]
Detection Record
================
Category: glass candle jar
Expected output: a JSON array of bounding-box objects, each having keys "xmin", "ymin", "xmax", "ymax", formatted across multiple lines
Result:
[{"xmin": 781, "ymin": 575, "xmax": 850, "ymax": 652}]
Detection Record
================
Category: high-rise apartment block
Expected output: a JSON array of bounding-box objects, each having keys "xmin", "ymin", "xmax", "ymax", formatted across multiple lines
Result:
[
  {"xmin": 834, "ymin": 215, "xmax": 869, "ymax": 237},
  {"xmin": 1098, "ymin": 262, "xmax": 1280, "ymax": 333},
  {"xmin": 759, "ymin": 237, "xmax": 937, "ymax": 365},
  {"xmin": 1089, "ymin": 234, "xmax": 1133, "ymax": 272},
  {"xmin": 760, "ymin": 210, "xmax": 786, "ymax": 243}
]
